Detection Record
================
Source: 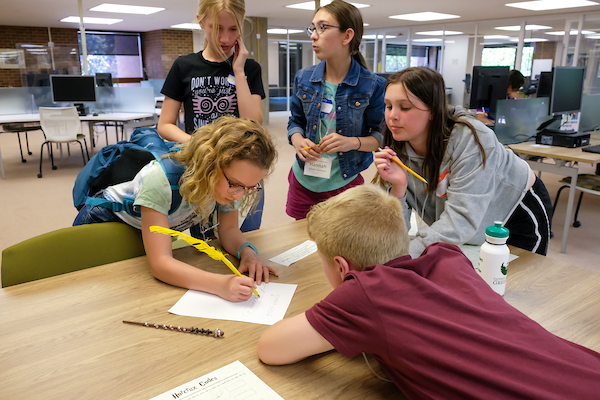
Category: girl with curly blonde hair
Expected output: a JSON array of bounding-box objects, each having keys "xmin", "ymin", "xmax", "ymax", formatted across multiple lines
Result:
[{"xmin": 74, "ymin": 116, "xmax": 278, "ymax": 302}]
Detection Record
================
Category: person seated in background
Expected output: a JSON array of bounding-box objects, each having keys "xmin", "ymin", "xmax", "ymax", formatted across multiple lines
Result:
[
  {"xmin": 257, "ymin": 184, "xmax": 600, "ymax": 399},
  {"xmin": 477, "ymin": 69, "xmax": 526, "ymax": 124}
]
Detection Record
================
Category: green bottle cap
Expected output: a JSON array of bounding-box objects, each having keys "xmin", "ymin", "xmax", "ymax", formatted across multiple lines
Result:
[{"xmin": 485, "ymin": 221, "xmax": 509, "ymax": 238}]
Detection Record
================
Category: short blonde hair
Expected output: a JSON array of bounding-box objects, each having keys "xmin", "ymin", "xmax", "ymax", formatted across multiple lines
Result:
[
  {"xmin": 170, "ymin": 116, "xmax": 276, "ymax": 223},
  {"xmin": 307, "ymin": 185, "xmax": 409, "ymax": 270},
  {"xmin": 197, "ymin": 0, "xmax": 245, "ymax": 61}
]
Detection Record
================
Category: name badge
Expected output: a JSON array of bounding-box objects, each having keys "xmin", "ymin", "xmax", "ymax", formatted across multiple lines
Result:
[
  {"xmin": 304, "ymin": 157, "xmax": 332, "ymax": 179},
  {"xmin": 227, "ymin": 73, "xmax": 236, "ymax": 86},
  {"xmin": 320, "ymin": 98, "xmax": 333, "ymax": 116}
]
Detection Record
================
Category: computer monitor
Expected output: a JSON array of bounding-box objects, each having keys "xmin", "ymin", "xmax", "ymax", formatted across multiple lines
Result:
[
  {"xmin": 51, "ymin": 75, "xmax": 97, "ymax": 115},
  {"xmin": 469, "ymin": 66, "xmax": 510, "ymax": 119},
  {"xmin": 550, "ymin": 66, "xmax": 585, "ymax": 116},
  {"xmin": 536, "ymin": 71, "xmax": 552, "ymax": 98},
  {"xmin": 95, "ymin": 73, "xmax": 113, "ymax": 87}
]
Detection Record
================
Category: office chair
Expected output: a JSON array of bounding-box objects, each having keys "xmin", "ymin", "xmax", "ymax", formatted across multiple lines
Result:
[
  {"xmin": 38, "ymin": 106, "xmax": 89, "ymax": 178},
  {"xmin": 552, "ymin": 174, "xmax": 600, "ymax": 230},
  {"xmin": 2, "ymin": 123, "xmax": 43, "ymax": 163},
  {"xmin": 1, "ymin": 222, "xmax": 146, "ymax": 288}
]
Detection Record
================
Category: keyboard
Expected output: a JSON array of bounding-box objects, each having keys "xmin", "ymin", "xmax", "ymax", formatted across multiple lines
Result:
[{"xmin": 582, "ymin": 144, "xmax": 600, "ymax": 154}]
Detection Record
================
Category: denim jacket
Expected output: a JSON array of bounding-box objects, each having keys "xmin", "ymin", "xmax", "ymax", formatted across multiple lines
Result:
[{"xmin": 287, "ymin": 58, "xmax": 386, "ymax": 180}]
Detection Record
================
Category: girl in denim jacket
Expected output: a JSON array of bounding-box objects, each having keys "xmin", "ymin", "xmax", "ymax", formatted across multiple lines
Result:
[{"xmin": 286, "ymin": 0, "xmax": 386, "ymax": 220}]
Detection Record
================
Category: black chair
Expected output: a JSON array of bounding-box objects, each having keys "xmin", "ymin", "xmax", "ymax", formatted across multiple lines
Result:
[{"xmin": 2, "ymin": 123, "xmax": 43, "ymax": 163}]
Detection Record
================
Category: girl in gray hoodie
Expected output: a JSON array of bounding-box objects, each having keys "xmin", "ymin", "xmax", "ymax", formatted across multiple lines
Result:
[{"xmin": 374, "ymin": 67, "xmax": 552, "ymax": 258}]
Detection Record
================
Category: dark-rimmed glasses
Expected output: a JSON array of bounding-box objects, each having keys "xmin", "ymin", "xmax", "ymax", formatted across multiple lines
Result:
[
  {"xmin": 306, "ymin": 23, "xmax": 341, "ymax": 37},
  {"xmin": 223, "ymin": 171, "xmax": 262, "ymax": 196}
]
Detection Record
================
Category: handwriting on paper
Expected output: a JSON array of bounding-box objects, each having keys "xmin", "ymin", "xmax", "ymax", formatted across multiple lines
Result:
[
  {"xmin": 169, "ymin": 283, "xmax": 298, "ymax": 325},
  {"xmin": 269, "ymin": 240, "xmax": 318, "ymax": 266}
]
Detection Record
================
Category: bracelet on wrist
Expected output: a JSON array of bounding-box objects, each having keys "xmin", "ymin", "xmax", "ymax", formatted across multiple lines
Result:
[
  {"xmin": 356, "ymin": 137, "xmax": 362, "ymax": 150},
  {"xmin": 236, "ymin": 242, "xmax": 258, "ymax": 259}
]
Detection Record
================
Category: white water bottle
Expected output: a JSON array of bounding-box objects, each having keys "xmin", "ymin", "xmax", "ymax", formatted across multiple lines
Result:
[{"xmin": 477, "ymin": 221, "xmax": 510, "ymax": 296}]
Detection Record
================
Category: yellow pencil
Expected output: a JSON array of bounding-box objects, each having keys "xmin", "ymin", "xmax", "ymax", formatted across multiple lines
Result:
[
  {"xmin": 377, "ymin": 148, "xmax": 428, "ymax": 184},
  {"xmin": 149, "ymin": 226, "xmax": 260, "ymax": 297},
  {"xmin": 302, "ymin": 144, "xmax": 319, "ymax": 151}
]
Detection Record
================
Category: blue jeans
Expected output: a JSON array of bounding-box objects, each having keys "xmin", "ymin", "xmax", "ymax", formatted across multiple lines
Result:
[{"xmin": 73, "ymin": 192, "xmax": 123, "ymax": 226}]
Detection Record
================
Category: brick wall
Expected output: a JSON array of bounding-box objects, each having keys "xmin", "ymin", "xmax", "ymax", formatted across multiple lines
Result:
[
  {"xmin": 141, "ymin": 29, "xmax": 193, "ymax": 80},
  {"xmin": 0, "ymin": 26, "xmax": 78, "ymax": 87},
  {"xmin": 532, "ymin": 41, "xmax": 557, "ymax": 60},
  {"xmin": 0, "ymin": 25, "xmax": 191, "ymax": 86}
]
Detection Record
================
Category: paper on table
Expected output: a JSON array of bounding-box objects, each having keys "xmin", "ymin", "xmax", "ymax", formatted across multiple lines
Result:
[
  {"xmin": 458, "ymin": 244, "xmax": 518, "ymax": 268},
  {"xmin": 169, "ymin": 282, "xmax": 298, "ymax": 325},
  {"xmin": 149, "ymin": 360, "xmax": 283, "ymax": 400},
  {"xmin": 269, "ymin": 240, "xmax": 318, "ymax": 266}
]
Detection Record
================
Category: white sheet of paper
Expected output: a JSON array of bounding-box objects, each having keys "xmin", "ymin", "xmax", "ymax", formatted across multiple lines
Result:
[
  {"xmin": 149, "ymin": 360, "xmax": 283, "ymax": 400},
  {"xmin": 269, "ymin": 240, "xmax": 318, "ymax": 266},
  {"xmin": 169, "ymin": 282, "xmax": 298, "ymax": 325},
  {"xmin": 458, "ymin": 244, "xmax": 518, "ymax": 267}
]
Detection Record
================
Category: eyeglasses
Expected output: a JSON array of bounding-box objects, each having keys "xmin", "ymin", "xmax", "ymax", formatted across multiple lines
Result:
[
  {"xmin": 306, "ymin": 23, "xmax": 341, "ymax": 37},
  {"xmin": 223, "ymin": 171, "xmax": 263, "ymax": 196}
]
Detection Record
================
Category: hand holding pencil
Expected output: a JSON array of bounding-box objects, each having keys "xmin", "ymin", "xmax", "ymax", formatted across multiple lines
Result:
[{"xmin": 375, "ymin": 147, "xmax": 428, "ymax": 184}]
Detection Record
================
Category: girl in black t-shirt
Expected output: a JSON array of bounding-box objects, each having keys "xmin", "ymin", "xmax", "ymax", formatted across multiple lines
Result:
[{"xmin": 158, "ymin": 0, "xmax": 265, "ymax": 141}]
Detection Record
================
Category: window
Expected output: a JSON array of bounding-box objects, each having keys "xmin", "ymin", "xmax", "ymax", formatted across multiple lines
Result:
[
  {"xmin": 78, "ymin": 32, "xmax": 143, "ymax": 79},
  {"xmin": 385, "ymin": 44, "xmax": 435, "ymax": 73},
  {"xmin": 481, "ymin": 45, "xmax": 534, "ymax": 77}
]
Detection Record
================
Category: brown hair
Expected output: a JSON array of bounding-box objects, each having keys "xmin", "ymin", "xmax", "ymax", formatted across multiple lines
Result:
[
  {"xmin": 375, "ymin": 67, "xmax": 485, "ymax": 193},
  {"xmin": 320, "ymin": 0, "xmax": 368, "ymax": 69},
  {"xmin": 170, "ymin": 116, "xmax": 277, "ymax": 223},
  {"xmin": 307, "ymin": 185, "xmax": 409, "ymax": 270}
]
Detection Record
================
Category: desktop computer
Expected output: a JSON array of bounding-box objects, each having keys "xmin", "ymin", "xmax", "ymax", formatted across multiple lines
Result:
[{"xmin": 535, "ymin": 130, "xmax": 590, "ymax": 148}]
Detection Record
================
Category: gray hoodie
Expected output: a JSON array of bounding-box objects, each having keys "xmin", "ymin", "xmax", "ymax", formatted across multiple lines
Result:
[{"xmin": 400, "ymin": 107, "xmax": 530, "ymax": 258}]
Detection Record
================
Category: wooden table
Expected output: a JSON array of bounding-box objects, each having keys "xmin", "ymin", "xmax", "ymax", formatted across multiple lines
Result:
[
  {"xmin": 508, "ymin": 131, "xmax": 600, "ymax": 253},
  {"xmin": 2, "ymin": 221, "xmax": 600, "ymax": 399}
]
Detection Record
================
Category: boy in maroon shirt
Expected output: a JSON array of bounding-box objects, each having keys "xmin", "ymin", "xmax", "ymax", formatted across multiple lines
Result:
[{"xmin": 257, "ymin": 185, "xmax": 600, "ymax": 399}]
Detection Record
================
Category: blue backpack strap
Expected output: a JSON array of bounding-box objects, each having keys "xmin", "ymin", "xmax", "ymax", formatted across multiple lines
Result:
[{"xmin": 158, "ymin": 156, "xmax": 185, "ymax": 215}]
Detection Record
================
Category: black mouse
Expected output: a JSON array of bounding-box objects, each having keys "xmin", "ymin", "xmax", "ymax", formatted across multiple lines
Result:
[{"xmin": 92, "ymin": 112, "xmax": 99, "ymax": 116}]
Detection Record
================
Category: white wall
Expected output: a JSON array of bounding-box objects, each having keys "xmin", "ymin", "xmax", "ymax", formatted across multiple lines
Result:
[
  {"xmin": 442, "ymin": 36, "xmax": 470, "ymax": 108},
  {"xmin": 268, "ymin": 41, "xmax": 279, "ymax": 87}
]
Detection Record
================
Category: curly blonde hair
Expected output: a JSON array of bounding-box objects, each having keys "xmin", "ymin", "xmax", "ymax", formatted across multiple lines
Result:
[{"xmin": 170, "ymin": 116, "xmax": 277, "ymax": 223}]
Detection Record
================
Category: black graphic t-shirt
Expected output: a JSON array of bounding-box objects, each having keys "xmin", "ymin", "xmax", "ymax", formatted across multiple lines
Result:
[{"xmin": 161, "ymin": 51, "xmax": 265, "ymax": 133}]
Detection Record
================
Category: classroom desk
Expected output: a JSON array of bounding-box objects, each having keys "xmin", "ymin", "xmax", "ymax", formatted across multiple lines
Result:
[
  {"xmin": 1, "ymin": 220, "xmax": 600, "ymax": 399},
  {"xmin": 0, "ymin": 112, "xmax": 158, "ymax": 155},
  {"xmin": 508, "ymin": 131, "xmax": 600, "ymax": 253}
]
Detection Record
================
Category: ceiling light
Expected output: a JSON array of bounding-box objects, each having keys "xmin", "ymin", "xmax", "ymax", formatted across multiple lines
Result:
[
  {"xmin": 389, "ymin": 12, "xmax": 460, "ymax": 21},
  {"xmin": 363, "ymin": 34, "xmax": 397, "ymax": 39},
  {"xmin": 286, "ymin": 1, "xmax": 369, "ymax": 10},
  {"xmin": 90, "ymin": 4, "xmax": 164, "ymax": 15},
  {"xmin": 484, "ymin": 35, "xmax": 510, "ymax": 39},
  {"xmin": 506, "ymin": 0, "xmax": 598, "ymax": 11},
  {"xmin": 586, "ymin": 35, "xmax": 600, "ymax": 39},
  {"xmin": 509, "ymin": 37, "xmax": 548, "ymax": 42},
  {"xmin": 495, "ymin": 24, "xmax": 551, "ymax": 31},
  {"xmin": 545, "ymin": 30, "xmax": 595, "ymax": 35},
  {"xmin": 60, "ymin": 16, "xmax": 122, "ymax": 25},
  {"xmin": 171, "ymin": 23, "xmax": 201, "ymax": 30},
  {"xmin": 416, "ymin": 30, "xmax": 463, "ymax": 35},
  {"xmin": 412, "ymin": 38, "xmax": 443, "ymax": 42},
  {"xmin": 267, "ymin": 29, "xmax": 303, "ymax": 34}
]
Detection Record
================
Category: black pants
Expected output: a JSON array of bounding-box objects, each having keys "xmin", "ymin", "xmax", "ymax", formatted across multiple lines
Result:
[{"xmin": 505, "ymin": 177, "xmax": 553, "ymax": 255}]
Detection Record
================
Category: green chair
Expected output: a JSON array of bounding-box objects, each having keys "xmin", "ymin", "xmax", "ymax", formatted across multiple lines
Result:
[{"xmin": 1, "ymin": 222, "xmax": 145, "ymax": 288}]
